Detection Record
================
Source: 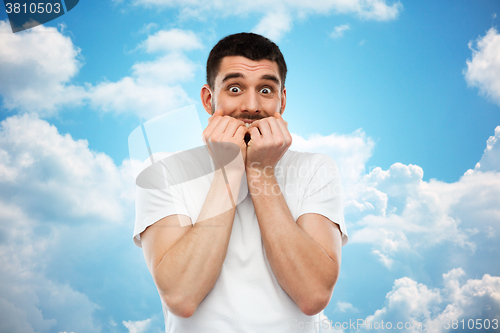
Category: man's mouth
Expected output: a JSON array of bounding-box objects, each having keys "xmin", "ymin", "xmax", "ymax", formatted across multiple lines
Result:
[
  {"xmin": 239, "ymin": 118, "xmax": 262, "ymax": 144},
  {"xmin": 240, "ymin": 119, "xmax": 254, "ymax": 129}
]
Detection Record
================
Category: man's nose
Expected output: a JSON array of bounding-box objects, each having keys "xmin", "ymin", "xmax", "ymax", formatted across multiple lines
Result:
[{"xmin": 240, "ymin": 90, "xmax": 261, "ymax": 114}]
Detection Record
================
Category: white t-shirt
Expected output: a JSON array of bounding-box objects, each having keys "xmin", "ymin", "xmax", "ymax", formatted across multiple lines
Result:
[{"xmin": 133, "ymin": 149, "xmax": 348, "ymax": 333}]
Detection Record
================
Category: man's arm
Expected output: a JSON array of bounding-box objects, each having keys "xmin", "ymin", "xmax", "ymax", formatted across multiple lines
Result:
[
  {"xmin": 246, "ymin": 112, "xmax": 343, "ymax": 315},
  {"xmin": 140, "ymin": 111, "xmax": 247, "ymax": 318},
  {"xmin": 141, "ymin": 168, "xmax": 243, "ymax": 318},
  {"xmin": 247, "ymin": 171, "xmax": 342, "ymax": 316}
]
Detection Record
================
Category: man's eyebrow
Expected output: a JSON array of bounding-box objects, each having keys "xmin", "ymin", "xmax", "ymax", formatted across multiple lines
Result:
[
  {"xmin": 222, "ymin": 73, "xmax": 244, "ymax": 83},
  {"xmin": 221, "ymin": 73, "xmax": 281, "ymax": 86},
  {"xmin": 261, "ymin": 74, "xmax": 280, "ymax": 86}
]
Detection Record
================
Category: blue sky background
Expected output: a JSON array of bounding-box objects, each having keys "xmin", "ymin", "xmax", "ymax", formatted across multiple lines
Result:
[{"xmin": 1, "ymin": 0, "xmax": 500, "ymax": 332}]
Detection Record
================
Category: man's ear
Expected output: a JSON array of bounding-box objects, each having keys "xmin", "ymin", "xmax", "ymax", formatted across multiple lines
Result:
[
  {"xmin": 280, "ymin": 87, "xmax": 287, "ymax": 115},
  {"xmin": 201, "ymin": 84, "xmax": 214, "ymax": 115}
]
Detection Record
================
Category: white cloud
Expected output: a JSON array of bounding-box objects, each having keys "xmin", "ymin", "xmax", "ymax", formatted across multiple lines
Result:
[
  {"xmin": 88, "ymin": 29, "xmax": 199, "ymax": 119},
  {"xmin": 0, "ymin": 114, "xmax": 137, "ymax": 332},
  {"xmin": 347, "ymin": 160, "xmax": 492, "ymax": 265},
  {"xmin": 127, "ymin": 0, "xmax": 402, "ymax": 41},
  {"xmin": 290, "ymin": 129, "xmax": 375, "ymax": 187},
  {"xmin": 139, "ymin": 28, "xmax": 203, "ymax": 53},
  {"xmin": 88, "ymin": 77, "xmax": 194, "ymax": 120},
  {"xmin": 139, "ymin": 22, "xmax": 159, "ymax": 34},
  {"xmin": 288, "ymin": 129, "xmax": 492, "ymax": 269},
  {"xmin": 363, "ymin": 276, "xmax": 441, "ymax": 331},
  {"xmin": 132, "ymin": 53, "xmax": 199, "ymax": 85},
  {"xmin": 361, "ymin": 268, "xmax": 500, "ymax": 332},
  {"xmin": 123, "ymin": 318, "xmax": 152, "ymax": 333},
  {"xmin": 131, "ymin": 0, "xmax": 402, "ymax": 21},
  {"xmin": 354, "ymin": 0, "xmax": 402, "ymax": 21},
  {"xmin": 0, "ymin": 23, "xmax": 200, "ymax": 120},
  {"xmin": 252, "ymin": 11, "xmax": 293, "ymax": 42},
  {"xmin": 0, "ymin": 20, "xmax": 86, "ymax": 115},
  {"xmin": 0, "ymin": 113, "xmax": 133, "ymax": 222},
  {"xmin": 331, "ymin": 24, "xmax": 351, "ymax": 39},
  {"xmin": 465, "ymin": 28, "xmax": 500, "ymax": 107},
  {"xmin": 294, "ymin": 127, "xmax": 500, "ymax": 270},
  {"xmin": 0, "ymin": 276, "xmax": 99, "ymax": 333},
  {"xmin": 429, "ymin": 269, "xmax": 500, "ymax": 332},
  {"xmin": 288, "ymin": 130, "xmax": 495, "ymax": 272},
  {"xmin": 0, "ymin": 203, "xmax": 101, "ymax": 333},
  {"xmin": 474, "ymin": 125, "xmax": 500, "ymax": 172},
  {"xmin": 334, "ymin": 301, "xmax": 359, "ymax": 313},
  {"xmin": 0, "ymin": 297, "xmax": 39, "ymax": 333},
  {"xmin": 371, "ymin": 249, "xmax": 394, "ymax": 269}
]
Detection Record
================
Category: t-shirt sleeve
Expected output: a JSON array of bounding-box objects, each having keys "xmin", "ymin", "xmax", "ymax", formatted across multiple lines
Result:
[
  {"xmin": 297, "ymin": 154, "xmax": 348, "ymax": 246},
  {"xmin": 133, "ymin": 183, "xmax": 191, "ymax": 248}
]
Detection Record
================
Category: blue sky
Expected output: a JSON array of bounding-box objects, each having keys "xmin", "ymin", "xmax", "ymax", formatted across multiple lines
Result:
[{"xmin": 1, "ymin": 0, "xmax": 500, "ymax": 332}]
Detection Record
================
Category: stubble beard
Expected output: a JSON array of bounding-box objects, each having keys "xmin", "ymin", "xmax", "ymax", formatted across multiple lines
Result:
[{"xmin": 211, "ymin": 103, "xmax": 283, "ymax": 117}]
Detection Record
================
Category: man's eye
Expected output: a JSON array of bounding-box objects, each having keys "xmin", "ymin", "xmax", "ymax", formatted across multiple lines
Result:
[
  {"xmin": 229, "ymin": 86, "xmax": 241, "ymax": 93},
  {"xmin": 260, "ymin": 87, "xmax": 271, "ymax": 94}
]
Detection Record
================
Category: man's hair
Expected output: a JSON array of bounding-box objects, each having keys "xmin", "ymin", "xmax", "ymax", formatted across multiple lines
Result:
[{"xmin": 206, "ymin": 32, "xmax": 287, "ymax": 91}]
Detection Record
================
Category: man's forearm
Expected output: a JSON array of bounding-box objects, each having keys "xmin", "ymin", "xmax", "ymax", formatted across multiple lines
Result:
[
  {"xmin": 152, "ymin": 168, "xmax": 243, "ymax": 318},
  {"xmin": 247, "ymin": 170, "xmax": 340, "ymax": 315}
]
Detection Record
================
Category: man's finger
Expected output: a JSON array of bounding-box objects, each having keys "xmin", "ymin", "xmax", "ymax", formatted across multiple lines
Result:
[
  {"xmin": 273, "ymin": 112, "xmax": 290, "ymax": 142},
  {"xmin": 209, "ymin": 116, "xmax": 234, "ymax": 139},
  {"xmin": 204, "ymin": 115, "xmax": 224, "ymax": 141},
  {"xmin": 225, "ymin": 119, "xmax": 246, "ymax": 139},
  {"xmin": 257, "ymin": 118, "xmax": 273, "ymax": 138},
  {"xmin": 234, "ymin": 125, "xmax": 247, "ymax": 140},
  {"xmin": 248, "ymin": 127, "xmax": 262, "ymax": 143},
  {"xmin": 208, "ymin": 108, "xmax": 223, "ymax": 122},
  {"xmin": 205, "ymin": 110, "xmax": 227, "ymax": 136},
  {"xmin": 267, "ymin": 117, "xmax": 286, "ymax": 145},
  {"xmin": 274, "ymin": 112, "xmax": 288, "ymax": 127}
]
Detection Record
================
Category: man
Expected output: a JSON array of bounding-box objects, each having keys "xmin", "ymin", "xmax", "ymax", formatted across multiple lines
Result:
[{"xmin": 134, "ymin": 33, "xmax": 348, "ymax": 332}]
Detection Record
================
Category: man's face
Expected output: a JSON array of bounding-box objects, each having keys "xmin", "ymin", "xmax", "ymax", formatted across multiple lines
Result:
[{"xmin": 201, "ymin": 56, "xmax": 286, "ymax": 123}]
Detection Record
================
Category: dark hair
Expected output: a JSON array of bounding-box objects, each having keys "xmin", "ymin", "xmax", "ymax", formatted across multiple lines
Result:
[{"xmin": 206, "ymin": 32, "xmax": 287, "ymax": 91}]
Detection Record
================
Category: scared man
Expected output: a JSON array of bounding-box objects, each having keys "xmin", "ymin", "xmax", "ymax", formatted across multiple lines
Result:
[{"xmin": 134, "ymin": 32, "xmax": 348, "ymax": 333}]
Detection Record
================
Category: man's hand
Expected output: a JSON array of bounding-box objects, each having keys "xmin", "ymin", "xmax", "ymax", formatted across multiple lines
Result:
[
  {"xmin": 246, "ymin": 112, "xmax": 292, "ymax": 175},
  {"xmin": 203, "ymin": 109, "xmax": 248, "ymax": 170}
]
